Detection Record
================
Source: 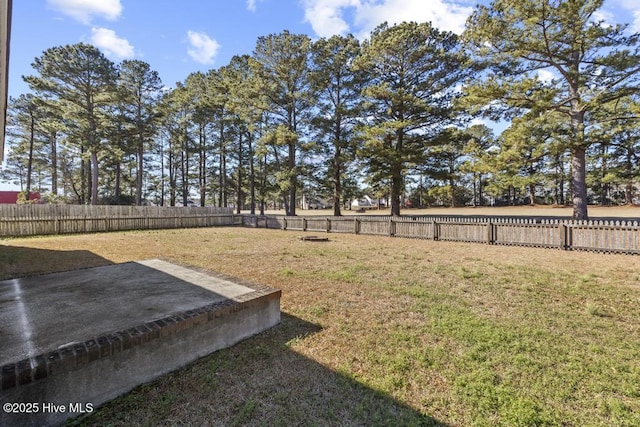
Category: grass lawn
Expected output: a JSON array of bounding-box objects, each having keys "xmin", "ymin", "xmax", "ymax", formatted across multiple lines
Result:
[{"xmin": 1, "ymin": 227, "xmax": 639, "ymax": 426}]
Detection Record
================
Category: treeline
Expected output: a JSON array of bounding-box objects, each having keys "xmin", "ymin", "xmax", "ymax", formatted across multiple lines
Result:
[{"xmin": 2, "ymin": 0, "xmax": 639, "ymax": 219}]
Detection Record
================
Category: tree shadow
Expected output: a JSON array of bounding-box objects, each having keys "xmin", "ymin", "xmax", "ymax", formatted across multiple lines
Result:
[
  {"xmin": 0, "ymin": 247, "xmax": 448, "ymax": 425},
  {"xmin": 0, "ymin": 245, "xmax": 113, "ymax": 280},
  {"xmin": 71, "ymin": 313, "xmax": 449, "ymax": 426}
]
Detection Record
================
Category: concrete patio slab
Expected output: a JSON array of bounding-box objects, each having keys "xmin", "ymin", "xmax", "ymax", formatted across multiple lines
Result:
[{"xmin": 0, "ymin": 259, "xmax": 281, "ymax": 426}]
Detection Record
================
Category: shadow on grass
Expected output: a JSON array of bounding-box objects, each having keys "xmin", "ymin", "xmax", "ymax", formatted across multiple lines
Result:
[
  {"xmin": 0, "ymin": 245, "xmax": 113, "ymax": 280},
  {"xmin": 0, "ymin": 246, "xmax": 447, "ymax": 424},
  {"xmin": 71, "ymin": 313, "xmax": 448, "ymax": 426}
]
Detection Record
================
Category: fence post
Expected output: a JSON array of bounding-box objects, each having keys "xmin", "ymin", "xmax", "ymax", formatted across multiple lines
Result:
[
  {"xmin": 559, "ymin": 223, "xmax": 568, "ymax": 250},
  {"xmin": 487, "ymin": 222, "xmax": 494, "ymax": 244}
]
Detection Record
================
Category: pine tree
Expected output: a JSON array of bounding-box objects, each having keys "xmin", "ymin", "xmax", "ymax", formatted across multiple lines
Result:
[
  {"xmin": 310, "ymin": 34, "xmax": 364, "ymax": 216},
  {"xmin": 354, "ymin": 22, "xmax": 472, "ymax": 216},
  {"xmin": 464, "ymin": 0, "xmax": 640, "ymax": 219},
  {"xmin": 251, "ymin": 31, "xmax": 315, "ymax": 216},
  {"xmin": 24, "ymin": 43, "xmax": 118, "ymax": 204},
  {"xmin": 118, "ymin": 60, "xmax": 163, "ymax": 205}
]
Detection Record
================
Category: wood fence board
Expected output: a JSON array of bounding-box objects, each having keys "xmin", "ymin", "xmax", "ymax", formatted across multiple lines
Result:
[
  {"xmin": 2, "ymin": 208, "xmax": 639, "ymax": 254},
  {"xmin": 256, "ymin": 215, "xmax": 640, "ymax": 255},
  {"xmin": 0, "ymin": 205, "xmax": 235, "ymax": 237}
]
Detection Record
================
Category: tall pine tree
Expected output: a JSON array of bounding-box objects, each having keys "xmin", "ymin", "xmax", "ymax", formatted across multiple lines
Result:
[
  {"xmin": 464, "ymin": 0, "xmax": 640, "ymax": 219},
  {"xmin": 24, "ymin": 43, "xmax": 117, "ymax": 204},
  {"xmin": 355, "ymin": 22, "xmax": 472, "ymax": 216}
]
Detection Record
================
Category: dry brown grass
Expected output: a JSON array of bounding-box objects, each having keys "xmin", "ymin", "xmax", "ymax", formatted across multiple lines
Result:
[{"xmin": 1, "ymin": 228, "xmax": 639, "ymax": 426}]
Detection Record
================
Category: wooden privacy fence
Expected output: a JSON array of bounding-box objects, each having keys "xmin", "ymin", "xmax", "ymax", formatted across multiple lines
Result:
[
  {"xmin": 2, "ymin": 206, "xmax": 638, "ymax": 254},
  {"xmin": 0, "ymin": 205, "xmax": 240, "ymax": 237},
  {"xmin": 242, "ymin": 215, "xmax": 640, "ymax": 254}
]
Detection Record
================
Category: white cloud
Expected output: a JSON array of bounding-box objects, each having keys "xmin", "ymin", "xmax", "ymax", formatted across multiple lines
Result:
[
  {"xmin": 537, "ymin": 69, "xmax": 555, "ymax": 83},
  {"xmin": 303, "ymin": 0, "xmax": 360, "ymax": 38},
  {"xmin": 91, "ymin": 27, "xmax": 135, "ymax": 59},
  {"xmin": 356, "ymin": 0, "xmax": 474, "ymax": 35},
  {"xmin": 302, "ymin": 0, "xmax": 474, "ymax": 39},
  {"xmin": 47, "ymin": 0, "xmax": 123, "ymax": 24},
  {"xmin": 633, "ymin": 10, "xmax": 640, "ymax": 33},
  {"xmin": 246, "ymin": 0, "xmax": 265, "ymax": 12},
  {"xmin": 614, "ymin": 0, "xmax": 640, "ymax": 33},
  {"xmin": 186, "ymin": 31, "xmax": 220, "ymax": 65},
  {"xmin": 591, "ymin": 10, "xmax": 615, "ymax": 28}
]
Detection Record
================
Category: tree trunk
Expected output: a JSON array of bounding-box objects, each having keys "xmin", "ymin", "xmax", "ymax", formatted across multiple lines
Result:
[
  {"xmin": 136, "ymin": 137, "xmax": 144, "ymax": 205},
  {"xmin": 569, "ymin": 79, "xmax": 588, "ymax": 219},
  {"xmin": 600, "ymin": 143, "xmax": 609, "ymax": 206},
  {"xmin": 218, "ymin": 120, "xmax": 226, "ymax": 208},
  {"xmin": 554, "ymin": 152, "xmax": 565, "ymax": 205},
  {"xmin": 115, "ymin": 161, "xmax": 121, "ymax": 203},
  {"xmin": 390, "ymin": 131, "xmax": 403, "ymax": 216},
  {"xmin": 529, "ymin": 183, "xmax": 536, "ymax": 206},
  {"xmin": 258, "ymin": 157, "xmax": 266, "ymax": 216},
  {"xmin": 624, "ymin": 151, "xmax": 634, "ymax": 205},
  {"xmin": 181, "ymin": 144, "xmax": 188, "ymax": 206},
  {"xmin": 390, "ymin": 164, "xmax": 402, "ymax": 216},
  {"xmin": 90, "ymin": 150, "xmax": 99, "ymax": 205},
  {"xmin": 248, "ymin": 133, "xmax": 256, "ymax": 216},
  {"xmin": 236, "ymin": 132, "xmax": 243, "ymax": 215},
  {"xmin": 333, "ymin": 146, "xmax": 342, "ymax": 217},
  {"xmin": 199, "ymin": 125, "xmax": 206, "ymax": 207},
  {"xmin": 80, "ymin": 148, "xmax": 87, "ymax": 205},
  {"xmin": 449, "ymin": 179, "xmax": 456, "ymax": 208},
  {"xmin": 26, "ymin": 114, "xmax": 35, "ymax": 194},
  {"xmin": 332, "ymin": 112, "xmax": 343, "ymax": 216},
  {"xmin": 168, "ymin": 144, "xmax": 176, "ymax": 206},
  {"xmin": 472, "ymin": 174, "xmax": 477, "ymax": 206},
  {"xmin": 571, "ymin": 146, "xmax": 588, "ymax": 220},
  {"xmin": 50, "ymin": 132, "xmax": 58, "ymax": 195},
  {"xmin": 449, "ymin": 160, "xmax": 456, "ymax": 207},
  {"xmin": 287, "ymin": 140, "xmax": 296, "ymax": 216},
  {"xmin": 625, "ymin": 182, "xmax": 634, "ymax": 205}
]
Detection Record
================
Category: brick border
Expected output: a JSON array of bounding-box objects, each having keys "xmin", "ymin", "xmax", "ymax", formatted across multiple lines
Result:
[{"xmin": 1, "ymin": 270, "xmax": 280, "ymax": 391}]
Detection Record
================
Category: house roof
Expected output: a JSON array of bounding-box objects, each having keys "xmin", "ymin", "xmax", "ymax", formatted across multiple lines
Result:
[
  {"xmin": 0, "ymin": 0, "xmax": 12, "ymax": 163},
  {"xmin": 0, "ymin": 191, "xmax": 40, "ymax": 204}
]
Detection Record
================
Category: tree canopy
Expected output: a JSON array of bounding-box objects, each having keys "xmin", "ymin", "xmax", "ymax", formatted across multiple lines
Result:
[
  {"xmin": 3, "ymin": 3, "xmax": 639, "ymax": 217},
  {"xmin": 463, "ymin": 0, "xmax": 640, "ymax": 219}
]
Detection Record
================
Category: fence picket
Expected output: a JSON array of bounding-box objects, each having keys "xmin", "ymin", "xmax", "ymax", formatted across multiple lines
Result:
[
  {"xmin": 2, "ymin": 207, "xmax": 638, "ymax": 254},
  {"xmin": 0, "ymin": 205, "xmax": 235, "ymax": 237},
  {"xmin": 256, "ymin": 214, "xmax": 639, "ymax": 255}
]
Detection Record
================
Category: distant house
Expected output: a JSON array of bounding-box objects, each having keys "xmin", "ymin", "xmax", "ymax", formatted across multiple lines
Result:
[
  {"xmin": 351, "ymin": 196, "xmax": 375, "ymax": 209},
  {"xmin": 0, "ymin": 191, "xmax": 40, "ymax": 204}
]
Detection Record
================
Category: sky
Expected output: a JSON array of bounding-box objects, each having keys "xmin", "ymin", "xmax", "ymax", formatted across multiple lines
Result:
[
  {"xmin": 8, "ymin": 0, "xmax": 639, "ymax": 98},
  {"xmin": 2, "ymin": 0, "xmax": 640, "ymax": 190}
]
